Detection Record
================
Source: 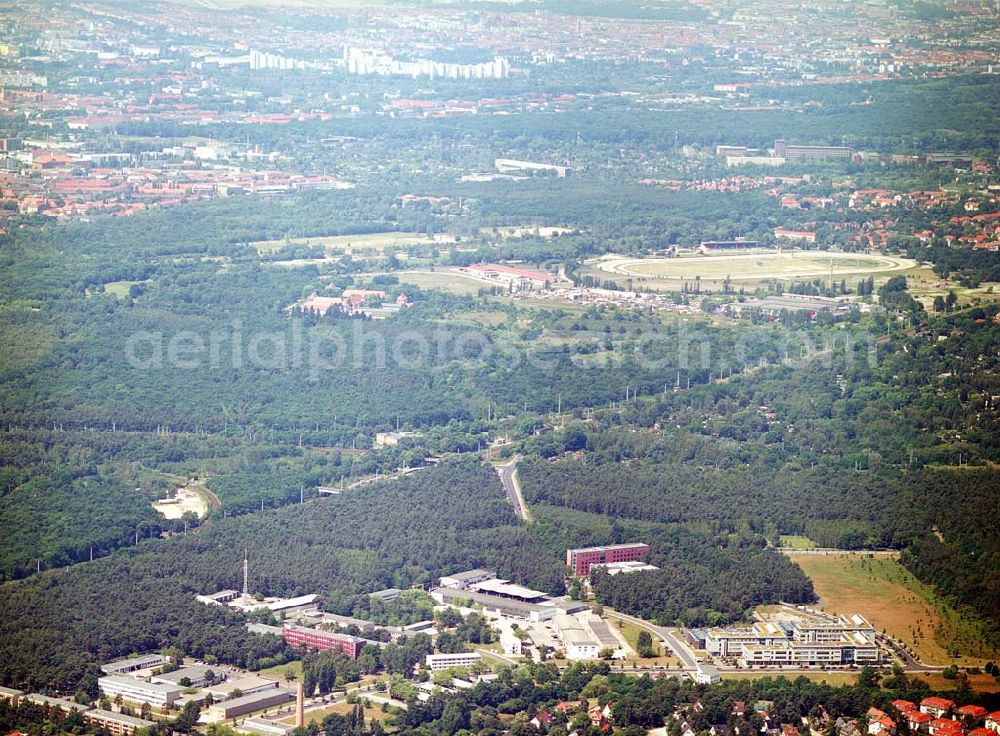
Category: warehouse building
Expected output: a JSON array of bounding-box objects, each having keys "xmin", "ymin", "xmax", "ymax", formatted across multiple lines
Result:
[
  {"xmin": 554, "ymin": 615, "xmax": 601, "ymax": 660},
  {"xmin": 438, "ymin": 569, "xmax": 496, "ymax": 590},
  {"xmin": 203, "ymin": 674, "xmax": 278, "ymax": 702},
  {"xmin": 206, "ymin": 689, "xmax": 294, "ymax": 722},
  {"xmin": 430, "ymin": 586, "xmax": 588, "ymax": 622},
  {"xmin": 101, "ymin": 654, "xmax": 167, "ymax": 675},
  {"xmin": 150, "ymin": 664, "xmax": 222, "ymax": 688}
]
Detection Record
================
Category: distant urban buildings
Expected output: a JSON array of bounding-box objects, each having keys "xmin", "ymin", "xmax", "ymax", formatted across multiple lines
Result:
[
  {"xmin": 459, "ymin": 263, "xmax": 553, "ymax": 288},
  {"xmin": 345, "ymin": 47, "xmax": 508, "ymax": 80},
  {"xmin": 774, "ymin": 139, "xmax": 853, "ymax": 160},
  {"xmin": 494, "ymin": 158, "xmax": 571, "ymax": 178}
]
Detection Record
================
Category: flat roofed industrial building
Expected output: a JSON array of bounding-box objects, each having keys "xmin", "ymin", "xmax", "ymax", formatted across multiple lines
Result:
[
  {"xmin": 430, "ymin": 586, "xmax": 588, "ymax": 622},
  {"xmin": 553, "ymin": 615, "xmax": 601, "ymax": 660},
  {"xmin": 239, "ymin": 717, "xmax": 297, "ymax": 736},
  {"xmin": 590, "ymin": 560, "xmax": 659, "ymax": 575},
  {"xmin": 101, "ymin": 654, "xmax": 167, "ymax": 675},
  {"xmin": 566, "ymin": 543, "xmax": 651, "ymax": 576},
  {"xmin": 469, "ymin": 578, "xmax": 549, "ymax": 603},
  {"xmin": 206, "ymin": 689, "xmax": 295, "ymax": 722},
  {"xmin": 438, "ymin": 569, "xmax": 496, "ymax": 590},
  {"xmin": 150, "ymin": 664, "xmax": 222, "ymax": 688},
  {"xmin": 368, "ymin": 588, "xmax": 401, "ymax": 602},
  {"xmin": 203, "ymin": 674, "xmax": 278, "ymax": 702},
  {"xmin": 98, "ymin": 675, "xmax": 181, "ymax": 707}
]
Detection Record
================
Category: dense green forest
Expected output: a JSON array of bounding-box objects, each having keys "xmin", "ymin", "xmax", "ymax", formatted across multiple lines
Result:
[{"xmin": 0, "ymin": 460, "xmax": 563, "ymax": 691}]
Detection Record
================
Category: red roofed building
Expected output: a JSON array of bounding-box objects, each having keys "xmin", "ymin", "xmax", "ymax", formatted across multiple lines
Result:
[
  {"xmin": 908, "ymin": 712, "xmax": 933, "ymax": 732},
  {"xmin": 970, "ymin": 729, "xmax": 993, "ymax": 736},
  {"xmin": 958, "ymin": 707, "xmax": 988, "ymax": 723},
  {"xmin": 922, "ymin": 699, "xmax": 957, "ymax": 718},
  {"xmin": 282, "ymin": 624, "xmax": 366, "ymax": 658},
  {"xmin": 868, "ymin": 709, "xmax": 897, "ymax": 735},
  {"xmin": 774, "ymin": 227, "xmax": 817, "ymax": 243},
  {"xmin": 986, "ymin": 713, "xmax": 1000, "ymax": 733},
  {"xmin": 893, "ymin": 701, "xmax": 918, "ymax": 714},
  {"xmin": 929, "ymin": 719, "xmax": 964, "ymax": 736}
]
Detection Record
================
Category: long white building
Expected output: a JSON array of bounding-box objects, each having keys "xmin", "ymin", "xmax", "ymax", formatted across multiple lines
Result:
[
  {"xmin": 98, "ymin": 675, "xmax": 181, "ymax": 707},
  {"xmin": 704, "ymin": 614, "xmax": 880, "ymax": 667},
  {"xmin": 426, "ymin": 652, "xmax": 482, "ymax": 671}
]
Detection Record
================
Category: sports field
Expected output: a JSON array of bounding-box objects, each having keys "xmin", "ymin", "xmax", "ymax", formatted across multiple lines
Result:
[
  {"xmin": 791, "ymin": 554, "xmax": 997, "ymax": 665},
  {"xmin": 396, "ymin": 270, "xmax": 489, "ymax": 295},
  {"xmin": 589, "ymin": 251, "xmax": 916, "ymax": 287}
]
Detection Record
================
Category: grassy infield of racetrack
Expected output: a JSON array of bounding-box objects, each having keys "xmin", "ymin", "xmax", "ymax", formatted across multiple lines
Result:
[{"xmin": 586, "ymin": 251, "xmax": 918, "ymax": 289}]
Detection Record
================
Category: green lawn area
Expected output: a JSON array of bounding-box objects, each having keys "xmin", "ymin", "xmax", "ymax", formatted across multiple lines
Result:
[
  {"xmin": 103, "ymin": 280, "xmax": 147, "ymax": 297},
  {"xmin": 609, "ymin": 616, "xmax": 680, "ymax": 667},
  {"xmin": 254, "ymin": 660, "xmax": 303, "ymax": 681}
]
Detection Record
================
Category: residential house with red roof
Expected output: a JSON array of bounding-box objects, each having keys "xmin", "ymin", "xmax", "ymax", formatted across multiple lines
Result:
[
  {"xmin": 868, "ymin": 708, "xmax": 897, "ymax": 735},
  {"xmin": 922, "ymin": 698, "xmax": 957, "ymax": 718},
  {"xmin": 928, "ymin": 718, "xmax": 964, "ymax": 736},
  {"xmin": 958, "ymin": 706, "xmax": 988, "ymax": 725},
  {"xmin": 908, "ymin": 711, "xmax": 933, "ymax": 732}
]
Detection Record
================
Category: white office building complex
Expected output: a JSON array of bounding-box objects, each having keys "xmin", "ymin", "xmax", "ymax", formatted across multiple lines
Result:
[{"xmin": 98, "ymin": 675, "xmax": 181, "ymax": 708}]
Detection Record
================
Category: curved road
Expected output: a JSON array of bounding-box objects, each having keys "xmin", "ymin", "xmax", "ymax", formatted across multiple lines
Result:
[
  {"xmin": 496, "ymin": 457, "xmax": 530, "ymax": 521},
  {"xmin": 608, "ymin": 611, "xmax": 699, "ymax": 671}
]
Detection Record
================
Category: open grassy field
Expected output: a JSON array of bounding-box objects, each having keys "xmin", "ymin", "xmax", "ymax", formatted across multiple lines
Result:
[
  {"xmin": 791, "ymin": 554, "xmax": 997, "ymax": 665},
  {"xmin": 589, "ymin": 251, "xmax": 916, "ymax": 287},
  {"xmin": 278, "ymin": 700, "xmax": 392, "ymax": 727},
  {"xmin": 396, "ymin": 270, "xmax": 489, "ymax": 295},
  {"xmin": 251, "ymin": 231, "xmax": 454, "ymax": 254},
  {"xmin": 720, "ymin": 671, "xmax": 860, "ymax": 686},
  {"xmin": 779, "ymin": 535, "xmax": 816, "ymax": 549},
  {"xmin": 918, "ymin": 672, "xmax": 1000, "ymax": 693},
  {"xmin": 906, "ymin": 265, "xmax": 1000, "ymax": 310}
]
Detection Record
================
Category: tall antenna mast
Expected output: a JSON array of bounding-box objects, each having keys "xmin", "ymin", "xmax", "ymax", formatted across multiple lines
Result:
[{"xmin": 243, "ymin": 548, "xmax": 249, "ymax": 597}]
